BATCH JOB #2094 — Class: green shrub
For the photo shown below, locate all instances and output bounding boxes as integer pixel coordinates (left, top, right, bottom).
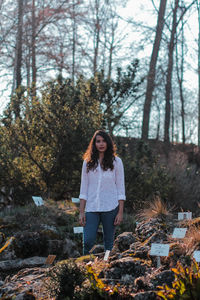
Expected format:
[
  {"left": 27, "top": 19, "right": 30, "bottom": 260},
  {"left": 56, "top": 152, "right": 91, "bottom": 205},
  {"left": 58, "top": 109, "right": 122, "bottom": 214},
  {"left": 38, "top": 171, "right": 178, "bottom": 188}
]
[
  {"left": 46, "top": 259, "right": 86, "bottom": 299},
  {"left": 83, "top": 263, "right": 127, "bottom": 299},
  {"left": 116, "top": 139, "right": 174, "bottom": 212}
]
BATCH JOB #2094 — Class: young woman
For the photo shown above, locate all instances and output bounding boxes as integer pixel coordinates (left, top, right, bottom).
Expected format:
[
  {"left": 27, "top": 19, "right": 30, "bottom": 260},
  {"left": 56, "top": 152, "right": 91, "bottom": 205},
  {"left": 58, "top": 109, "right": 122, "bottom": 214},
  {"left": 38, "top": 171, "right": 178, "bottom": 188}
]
[{"left": 79, "top": 130, "right": 126, "bottom": 255}]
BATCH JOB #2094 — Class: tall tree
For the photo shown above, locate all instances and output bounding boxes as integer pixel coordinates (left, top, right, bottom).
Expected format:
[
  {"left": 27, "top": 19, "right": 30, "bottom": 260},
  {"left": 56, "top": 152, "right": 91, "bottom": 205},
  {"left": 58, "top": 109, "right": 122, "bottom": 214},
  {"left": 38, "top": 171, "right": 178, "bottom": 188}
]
[
  {"left": 175, "top": 3, "right": 185, "bottom": 144},
  {"left": 164, "top": 0, "right": 179, "bottom": 143},
  {"left": 11, "top": 0, "right": 24, "bottom": 119},
  {"left": 16, "top": 0, "right": 24, "bottom": 90},
  {"left": 142, "top": 0, "right": 167, "bottom": 140},
  {"left": 93, "top": 0, "right": 100, "bottom": 74},
  {"left": 197, "top": 0, "right": 200, "bottom": 146},
  {"left": 31, "top": 0, "right": 36, "bottom": 98},
  {"left": 72, "top": 0, "right": 76, "bottom": 85},
  {"left": 81, "top": 60, "right": 144, "bottom": 135},
  {"left": 164, "top": 0, "right": 195, "bottom": 142}
]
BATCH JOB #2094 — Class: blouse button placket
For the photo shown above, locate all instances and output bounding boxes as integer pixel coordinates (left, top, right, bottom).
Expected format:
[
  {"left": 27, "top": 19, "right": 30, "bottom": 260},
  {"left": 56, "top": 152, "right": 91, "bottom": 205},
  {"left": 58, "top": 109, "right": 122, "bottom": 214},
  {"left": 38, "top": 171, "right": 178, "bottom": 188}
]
[{"left": 96, "top": 163, "right": 102, "bottom": 211}]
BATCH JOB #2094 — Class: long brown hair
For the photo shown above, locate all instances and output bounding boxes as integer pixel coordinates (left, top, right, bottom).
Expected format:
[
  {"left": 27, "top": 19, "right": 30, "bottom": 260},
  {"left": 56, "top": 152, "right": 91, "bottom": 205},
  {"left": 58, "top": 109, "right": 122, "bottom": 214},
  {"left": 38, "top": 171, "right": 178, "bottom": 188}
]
[{"left": 83, "top": 130, "right": 117, "bottom": 172}]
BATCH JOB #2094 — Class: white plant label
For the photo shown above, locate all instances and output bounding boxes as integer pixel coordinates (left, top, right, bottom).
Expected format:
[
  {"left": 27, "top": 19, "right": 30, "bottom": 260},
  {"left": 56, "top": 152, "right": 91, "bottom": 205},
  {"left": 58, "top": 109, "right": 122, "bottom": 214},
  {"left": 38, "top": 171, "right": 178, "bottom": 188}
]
[
  {"left": 104, "top": 250, "right": 110, "bottom": 261},
  {"left": 73, "top": 226, "right": 83, "bottom": 234},
  {"left": 150, "top": 243, "right": 170, "bottom": 257},
  {"left": 193, "top": 251, "right": 200, "bottom": 262},
  {"left": 178, "top": 212, "right": 192, "bottom": 220},
  {"left": 32, "top": 196, "right": 44, "bottom": 206},
  {"left": 172, "top": 228, "right": 187, "bottom": 239},
  {"left": 72, "top": 198, "right": 80, "bottom": 203}
]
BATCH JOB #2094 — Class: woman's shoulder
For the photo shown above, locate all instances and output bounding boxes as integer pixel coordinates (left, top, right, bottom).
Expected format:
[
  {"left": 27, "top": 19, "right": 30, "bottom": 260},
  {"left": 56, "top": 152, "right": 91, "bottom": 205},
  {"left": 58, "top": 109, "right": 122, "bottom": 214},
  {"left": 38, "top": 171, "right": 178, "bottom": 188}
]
[
  {"left": 114, "top": 156, "right": 123, "bottom": 164},
  {"left": 83, "top": 160, "right": 88, "bottom": 166}
]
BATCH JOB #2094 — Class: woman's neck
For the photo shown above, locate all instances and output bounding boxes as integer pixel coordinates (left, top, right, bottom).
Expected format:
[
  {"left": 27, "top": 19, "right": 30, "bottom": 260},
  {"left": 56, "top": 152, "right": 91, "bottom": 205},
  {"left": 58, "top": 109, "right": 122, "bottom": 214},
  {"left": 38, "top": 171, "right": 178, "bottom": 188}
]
[{"left": 98, "top": 152, "right": 104, "bottom": 164}]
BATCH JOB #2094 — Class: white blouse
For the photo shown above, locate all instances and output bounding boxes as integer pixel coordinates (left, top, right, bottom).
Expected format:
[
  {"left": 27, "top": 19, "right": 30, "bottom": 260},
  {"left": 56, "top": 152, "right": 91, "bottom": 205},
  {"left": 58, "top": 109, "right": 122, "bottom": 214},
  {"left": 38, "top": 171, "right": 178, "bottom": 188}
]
[{"left": 79, "top": 156, "right": 126, "bottom": 212}]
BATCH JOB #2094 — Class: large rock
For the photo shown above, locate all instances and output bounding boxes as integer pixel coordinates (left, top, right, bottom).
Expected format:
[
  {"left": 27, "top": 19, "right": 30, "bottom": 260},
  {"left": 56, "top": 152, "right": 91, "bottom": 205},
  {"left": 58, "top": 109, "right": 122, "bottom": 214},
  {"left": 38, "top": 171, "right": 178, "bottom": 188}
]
[
  {"left": 113, "top": 232, "right": 137, "bottom": 252},
  {"left": 0, "top": 256, "right": 46, "bottom": 272},
  {"left": 150, "top": 270, "right": 175, "bottom": 288},
  {"left": 62, "top": 238, "right": 80, "bottom": 258},
  {"left": 104, "top": 257, "right": 148, "bottom": 280},
  {"left": 89, "top": 244, "right": 104, "bottom": 254}
]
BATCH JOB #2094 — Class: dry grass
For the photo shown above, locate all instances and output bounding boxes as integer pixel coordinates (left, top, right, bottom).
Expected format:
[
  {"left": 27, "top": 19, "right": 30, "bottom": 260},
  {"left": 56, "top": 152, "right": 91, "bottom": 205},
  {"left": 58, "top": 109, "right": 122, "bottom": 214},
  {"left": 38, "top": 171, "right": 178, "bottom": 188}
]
[
  {"left": 183, "top": 225, "right": 200, "bottom": 255},
  {"left": 137, "top": 196, "right": 171, "bottom": 221}
]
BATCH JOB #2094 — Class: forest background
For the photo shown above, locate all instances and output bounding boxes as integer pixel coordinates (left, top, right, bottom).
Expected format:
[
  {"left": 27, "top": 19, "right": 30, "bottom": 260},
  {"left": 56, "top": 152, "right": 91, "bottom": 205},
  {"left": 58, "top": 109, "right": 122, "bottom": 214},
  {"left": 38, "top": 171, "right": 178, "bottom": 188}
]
[{"left": 0, "top": 0, "right": 200, "bottom": 213}]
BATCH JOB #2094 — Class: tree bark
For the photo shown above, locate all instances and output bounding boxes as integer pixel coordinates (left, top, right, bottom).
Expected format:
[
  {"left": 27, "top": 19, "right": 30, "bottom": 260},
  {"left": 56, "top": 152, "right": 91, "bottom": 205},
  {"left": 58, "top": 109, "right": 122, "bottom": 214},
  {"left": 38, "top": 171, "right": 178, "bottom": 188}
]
[
  {"left": 31, "top": 0, "right": 36, "bottom": 98},
  {"left": 164, "top": 0, "right": 179, "bottom": 143},
  {"left": 142, "top": 0, "right": 167, "bottom": 140},
  {"left": 175, "top": 15, "right": 185, "bottom": 144},
  {"left": 12, "top": 0, "right": 24, "bottom": 119},
  {"left": 93, "top": 0, "right": 100, "bottom": 75},
  {"left": 72, "top": 0, "right": 76, "bottom": 85},
  {"left": 197, "top": 0, "right": 200, "bottom": 146},
  {"left": 16, "top": 0, "right": 23, "bottom": 90}
]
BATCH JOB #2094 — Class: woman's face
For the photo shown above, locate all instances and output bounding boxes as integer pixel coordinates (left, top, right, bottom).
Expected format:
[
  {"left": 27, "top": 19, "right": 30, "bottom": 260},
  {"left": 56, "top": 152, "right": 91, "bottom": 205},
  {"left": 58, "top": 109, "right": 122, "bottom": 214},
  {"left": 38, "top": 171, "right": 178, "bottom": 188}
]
[{"left": 95, "top": 135, "right": 107, "bottom": 153}]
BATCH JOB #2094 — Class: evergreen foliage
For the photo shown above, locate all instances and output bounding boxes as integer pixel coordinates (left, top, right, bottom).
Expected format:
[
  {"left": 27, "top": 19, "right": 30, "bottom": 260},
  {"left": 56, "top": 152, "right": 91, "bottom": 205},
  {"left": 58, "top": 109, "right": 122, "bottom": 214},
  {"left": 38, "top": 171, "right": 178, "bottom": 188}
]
[
  {"left": 0, "top": 78, "right": 102, "bottom": 201},
  {"left": 116, "top": 139, "right": 173, "bottom": 212},
  {"left": 84, "top": 59, "right": 144, "bottom": 134}
]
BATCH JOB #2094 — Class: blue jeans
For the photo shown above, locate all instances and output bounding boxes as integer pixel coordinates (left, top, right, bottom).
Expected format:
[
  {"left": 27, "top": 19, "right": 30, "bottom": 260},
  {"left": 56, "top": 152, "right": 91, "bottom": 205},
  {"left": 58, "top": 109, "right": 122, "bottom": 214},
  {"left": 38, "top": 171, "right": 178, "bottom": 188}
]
[{"left": 83, "top": 206, "right": 119, "bottom": 255}]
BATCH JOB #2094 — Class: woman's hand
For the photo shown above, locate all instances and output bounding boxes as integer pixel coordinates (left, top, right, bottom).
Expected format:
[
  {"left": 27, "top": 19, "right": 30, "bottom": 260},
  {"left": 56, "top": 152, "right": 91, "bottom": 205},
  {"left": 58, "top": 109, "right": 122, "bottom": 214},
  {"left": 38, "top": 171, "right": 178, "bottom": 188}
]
[
  {"left": 114, "top": 212, "right": 123, "bottom": 226},
  {"left": 114, "top": 200, "right": 124, "bottom": 225},
  {"left": 79, "top": 212, "right": 86, "bottom": 226}
]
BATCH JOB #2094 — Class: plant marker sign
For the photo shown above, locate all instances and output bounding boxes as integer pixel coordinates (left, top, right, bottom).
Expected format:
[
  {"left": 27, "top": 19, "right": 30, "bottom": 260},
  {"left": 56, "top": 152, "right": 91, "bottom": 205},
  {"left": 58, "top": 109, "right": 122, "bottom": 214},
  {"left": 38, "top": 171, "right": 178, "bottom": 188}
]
[
  {"left": 72, "top": 198, "right": 80, "bottom": 203},
  {"left": 178, "top": 212, "right": 192, "bottom": 220},
  {"left": 150, "top": 243, "right": 170, "bottom": 257},
  {"left": 172, "top": 228, "right": 187, "bottom": 239},
  {"left": 73, "top": 226, "right": 84, "bottom": 234},
  {"left": 104, "top": 250, "right": 110, "bottom": 261},
  {"left": 150, "top": 243, "right": 170, "bottom": 268},
  {"left": 193, "top": 251, "right": 200, "bottom": 262},
  {"left": 32, "top": 196, "right": 44, "bottom": 206},
  {"left": 45, "top": 255, "right": 56, "bottom": 265}
]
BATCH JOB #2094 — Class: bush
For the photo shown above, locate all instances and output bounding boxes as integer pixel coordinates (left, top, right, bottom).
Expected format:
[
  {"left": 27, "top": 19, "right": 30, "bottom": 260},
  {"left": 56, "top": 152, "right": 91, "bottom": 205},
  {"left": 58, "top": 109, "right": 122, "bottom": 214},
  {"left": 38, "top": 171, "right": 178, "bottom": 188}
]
[
  {"left": 47, "top": 259, "right": 86, "bottom": 299},
  {"left": 116, "top": 138, "right": 174, "bottom": 212},
  {"left": 0, "top": 78, "right": 102, "bottom": 201},
  {"left": 157, "top": 260, "right": 200, "bottom": 299}
]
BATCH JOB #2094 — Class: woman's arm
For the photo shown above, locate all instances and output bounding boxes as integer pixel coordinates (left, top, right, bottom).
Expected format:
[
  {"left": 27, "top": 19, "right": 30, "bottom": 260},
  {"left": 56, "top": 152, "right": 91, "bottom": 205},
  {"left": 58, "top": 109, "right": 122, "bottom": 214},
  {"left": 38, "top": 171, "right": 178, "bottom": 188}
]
[
  {"left": 79, "top": 199, "right": 86, "bottom": 226},
  {"left": 114, "top": 157, "right": 126, "bottom": 226},
  {"left": 79, "top": 161, "right": 88, "bottom": 226},
  {"left": 114, "top": 200, "right": 124, "bottom": 225}
]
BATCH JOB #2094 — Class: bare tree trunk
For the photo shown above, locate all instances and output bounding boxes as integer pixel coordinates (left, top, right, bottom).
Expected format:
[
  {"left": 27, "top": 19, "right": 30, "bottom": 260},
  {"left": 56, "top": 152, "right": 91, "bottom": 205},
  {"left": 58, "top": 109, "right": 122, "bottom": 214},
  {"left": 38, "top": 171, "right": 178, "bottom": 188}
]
[
  {"left": 26, "top": 46, "right": 31, "bottom": 89},
  {"left": 12, "top": 0, "right": 24, "bottom": 119},
  {"left": 72, "top": 0, "right": 76, "bottom": 85},
  {"left": 59, "top": 42, "right": 64, "bottom": 79},
  {"left": 25, "top": 23, "right": 31, "bottom": 89},
  {"left": 176, "top": 9, "right": 185, "bottom": 144},
  {"left": 164, "top": 0, "right": 179, "bottom": 143},
  {"left": 93, "top": 0, "right": 100, "bottom": 75},
  {"left": 142, "top": 0, "right": 167, "bottom": 140},
  {"left": 31, "top": 0, "right": 36, "bottom": 98},
  {"left": 16, "top": 0, "right": 23, "bottom": 90},
  {"left": 171, "top": 89, "right": 174, "bottom": 143},
  {"left": 108, "top": 20, "right": 115, "bottom": 79},
  {"left": 197, "top": 0, "right": 200, "bottom": 146}
]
